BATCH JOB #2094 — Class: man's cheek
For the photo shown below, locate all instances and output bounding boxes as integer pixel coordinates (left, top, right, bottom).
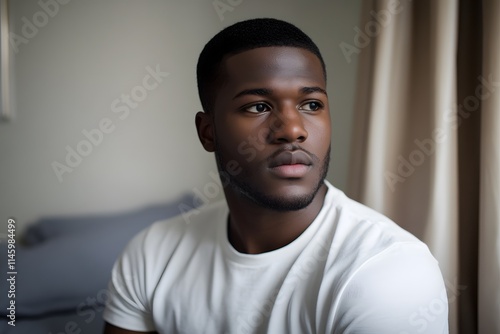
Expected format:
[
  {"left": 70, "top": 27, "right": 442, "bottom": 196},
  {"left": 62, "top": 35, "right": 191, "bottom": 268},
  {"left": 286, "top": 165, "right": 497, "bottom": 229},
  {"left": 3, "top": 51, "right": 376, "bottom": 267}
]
[{"left": 237, "top": 141, "right": 257, "bottom": 162}]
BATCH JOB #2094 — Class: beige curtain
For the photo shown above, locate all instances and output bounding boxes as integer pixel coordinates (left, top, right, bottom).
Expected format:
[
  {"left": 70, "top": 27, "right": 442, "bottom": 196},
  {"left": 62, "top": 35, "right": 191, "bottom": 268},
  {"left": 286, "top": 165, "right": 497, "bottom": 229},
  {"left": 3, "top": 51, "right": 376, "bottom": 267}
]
[{"left": 347, "top": 0, "right": 500, "bottom": 333}]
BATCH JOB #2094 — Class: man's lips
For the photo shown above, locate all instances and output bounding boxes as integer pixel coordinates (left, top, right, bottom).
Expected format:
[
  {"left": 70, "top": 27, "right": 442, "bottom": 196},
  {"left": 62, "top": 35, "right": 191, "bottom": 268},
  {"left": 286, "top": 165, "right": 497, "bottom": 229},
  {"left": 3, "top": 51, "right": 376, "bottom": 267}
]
[
  {"left": 268, "top": 150, "right": 313, "bottom": 167},
  {"left": 267, "top": 150, "right": 313, "bottom": 178}
]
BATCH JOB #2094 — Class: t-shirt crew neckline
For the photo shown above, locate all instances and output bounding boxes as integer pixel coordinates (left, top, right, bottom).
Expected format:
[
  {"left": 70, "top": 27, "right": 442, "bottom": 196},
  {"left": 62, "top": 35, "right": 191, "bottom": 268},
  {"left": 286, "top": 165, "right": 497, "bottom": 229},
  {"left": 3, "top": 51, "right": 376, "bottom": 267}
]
[{"left": 218, "top": 181, "right": 340, "bottom": 267}]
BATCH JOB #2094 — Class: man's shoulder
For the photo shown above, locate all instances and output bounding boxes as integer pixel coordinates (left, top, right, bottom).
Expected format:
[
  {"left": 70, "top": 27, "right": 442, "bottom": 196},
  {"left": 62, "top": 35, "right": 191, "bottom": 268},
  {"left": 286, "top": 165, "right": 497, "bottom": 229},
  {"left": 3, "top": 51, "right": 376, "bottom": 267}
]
[
  {"left": 318, "top": 183, "right": 447, "bottom": 332},
  {"left": 122, "top": 199, "right": 228, "bottom": 260}
]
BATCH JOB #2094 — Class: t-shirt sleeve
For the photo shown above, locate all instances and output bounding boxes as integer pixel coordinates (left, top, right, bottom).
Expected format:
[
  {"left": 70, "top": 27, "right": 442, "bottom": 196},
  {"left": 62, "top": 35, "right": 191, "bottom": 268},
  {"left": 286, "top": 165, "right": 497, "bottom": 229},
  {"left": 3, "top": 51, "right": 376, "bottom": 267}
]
[
  {"left": 332, "top": 242, "right": 449, "bottom": 334},
  {"left": 103, "top": 229, "right": 156, "bottom": 332}
]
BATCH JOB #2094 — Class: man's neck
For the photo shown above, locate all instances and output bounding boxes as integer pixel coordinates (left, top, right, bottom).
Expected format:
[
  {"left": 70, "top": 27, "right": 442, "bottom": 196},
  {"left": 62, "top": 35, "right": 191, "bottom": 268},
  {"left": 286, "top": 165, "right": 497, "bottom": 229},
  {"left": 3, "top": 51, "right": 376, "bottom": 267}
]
[{"left": 224, "top": 183, "right": 328, "bottom": 254}]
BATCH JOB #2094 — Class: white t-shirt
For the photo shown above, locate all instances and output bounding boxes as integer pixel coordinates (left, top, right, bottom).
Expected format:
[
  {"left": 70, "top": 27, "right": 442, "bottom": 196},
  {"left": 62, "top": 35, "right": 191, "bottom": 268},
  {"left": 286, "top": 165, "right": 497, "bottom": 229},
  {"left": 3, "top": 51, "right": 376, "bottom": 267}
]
[{"left": 103, "top": 181, "right": 448, "bottom": 333}]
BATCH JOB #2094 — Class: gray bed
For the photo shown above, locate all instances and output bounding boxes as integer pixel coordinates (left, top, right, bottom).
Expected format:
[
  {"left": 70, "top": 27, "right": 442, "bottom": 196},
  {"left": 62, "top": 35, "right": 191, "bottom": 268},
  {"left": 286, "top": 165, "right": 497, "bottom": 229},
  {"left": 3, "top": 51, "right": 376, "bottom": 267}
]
[{"left": 0, "top": 194, "right": 198, "bottom": 334}]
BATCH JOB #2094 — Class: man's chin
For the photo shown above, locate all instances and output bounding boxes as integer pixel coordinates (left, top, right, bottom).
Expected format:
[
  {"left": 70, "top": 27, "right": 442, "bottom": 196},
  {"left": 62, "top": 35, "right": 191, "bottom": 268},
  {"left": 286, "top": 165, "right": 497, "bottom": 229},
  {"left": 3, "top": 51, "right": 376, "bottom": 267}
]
[
  {"left": 231, "top": 178, "right": 324, "bottom": 212},
  {"left": 254, "top": 194, "right": 317, "bottom": 212}
]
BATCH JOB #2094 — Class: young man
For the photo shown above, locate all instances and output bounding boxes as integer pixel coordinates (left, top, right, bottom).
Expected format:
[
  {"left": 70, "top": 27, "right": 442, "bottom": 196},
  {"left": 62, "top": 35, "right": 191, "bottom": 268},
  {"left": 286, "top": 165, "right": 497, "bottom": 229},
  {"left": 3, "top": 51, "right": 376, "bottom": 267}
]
[{"left": 103, "top": 18, "right": 448, "bottom": 333}]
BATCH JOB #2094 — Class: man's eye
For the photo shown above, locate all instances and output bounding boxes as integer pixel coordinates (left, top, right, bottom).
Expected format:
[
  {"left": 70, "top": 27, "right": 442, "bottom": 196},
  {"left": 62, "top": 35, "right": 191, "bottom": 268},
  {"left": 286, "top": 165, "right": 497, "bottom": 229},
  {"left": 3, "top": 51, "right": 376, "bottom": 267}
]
[
  {"left": 245, "top": 103, "right": 270, "bottom": 113},
  {"left": 299, "top": 101, "right": 323, "bottom": 111}
]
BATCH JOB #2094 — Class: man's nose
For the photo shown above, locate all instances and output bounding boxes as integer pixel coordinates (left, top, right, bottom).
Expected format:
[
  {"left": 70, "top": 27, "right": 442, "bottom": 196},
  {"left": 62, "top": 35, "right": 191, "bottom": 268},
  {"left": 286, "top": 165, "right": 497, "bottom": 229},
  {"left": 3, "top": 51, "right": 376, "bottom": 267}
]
[{"left": 268, "top": 103, "right": 308, "bottom": 144}]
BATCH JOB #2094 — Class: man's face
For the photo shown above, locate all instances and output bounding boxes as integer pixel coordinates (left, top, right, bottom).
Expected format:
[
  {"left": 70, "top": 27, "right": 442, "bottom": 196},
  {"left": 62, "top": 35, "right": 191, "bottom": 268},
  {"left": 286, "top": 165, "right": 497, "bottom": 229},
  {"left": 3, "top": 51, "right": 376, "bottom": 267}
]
[{"left": 201, "top": 46, "right": 331, "bottom": 211}]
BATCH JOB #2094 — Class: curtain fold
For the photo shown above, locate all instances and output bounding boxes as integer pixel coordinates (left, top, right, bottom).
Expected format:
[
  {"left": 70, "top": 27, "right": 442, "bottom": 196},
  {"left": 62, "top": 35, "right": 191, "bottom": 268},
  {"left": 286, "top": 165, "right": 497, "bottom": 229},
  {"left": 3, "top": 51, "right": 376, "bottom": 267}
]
[
  {"left": 347, "top": 0, "right": 499, "bottom": 333},
  {"left": 478, "top": 0, "right": 500, "bottom": 331}
]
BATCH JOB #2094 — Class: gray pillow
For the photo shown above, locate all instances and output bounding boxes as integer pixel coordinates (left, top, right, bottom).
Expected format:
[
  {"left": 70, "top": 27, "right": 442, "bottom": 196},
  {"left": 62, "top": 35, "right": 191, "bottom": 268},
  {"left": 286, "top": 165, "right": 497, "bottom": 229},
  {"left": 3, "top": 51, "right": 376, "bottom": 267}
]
[{"left": 22, "top": 194, "right": 198, "bottom": 245}]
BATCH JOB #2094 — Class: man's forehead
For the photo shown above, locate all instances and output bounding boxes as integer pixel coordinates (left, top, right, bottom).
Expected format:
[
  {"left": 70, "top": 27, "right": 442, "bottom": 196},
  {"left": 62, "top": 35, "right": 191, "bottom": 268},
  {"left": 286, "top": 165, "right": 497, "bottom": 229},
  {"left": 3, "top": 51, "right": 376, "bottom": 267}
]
[{"left": 221, "top": 46, "right": 326, "bottom": 85}]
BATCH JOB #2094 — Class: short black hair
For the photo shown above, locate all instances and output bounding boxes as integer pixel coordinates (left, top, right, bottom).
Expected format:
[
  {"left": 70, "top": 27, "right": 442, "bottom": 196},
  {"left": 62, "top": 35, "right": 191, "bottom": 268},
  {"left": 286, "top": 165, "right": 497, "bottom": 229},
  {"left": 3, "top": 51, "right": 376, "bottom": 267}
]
[{"left": 196, "top": 18, "right": 326, "bottom": 113}]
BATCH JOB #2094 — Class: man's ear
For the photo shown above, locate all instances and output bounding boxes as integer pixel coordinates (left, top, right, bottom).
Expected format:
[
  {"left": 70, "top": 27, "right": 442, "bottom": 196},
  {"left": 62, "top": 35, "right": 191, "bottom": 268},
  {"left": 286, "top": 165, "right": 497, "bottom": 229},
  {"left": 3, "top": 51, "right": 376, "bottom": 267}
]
[{"left": 195, "top": 111, "right": 215, "bottom": 152}]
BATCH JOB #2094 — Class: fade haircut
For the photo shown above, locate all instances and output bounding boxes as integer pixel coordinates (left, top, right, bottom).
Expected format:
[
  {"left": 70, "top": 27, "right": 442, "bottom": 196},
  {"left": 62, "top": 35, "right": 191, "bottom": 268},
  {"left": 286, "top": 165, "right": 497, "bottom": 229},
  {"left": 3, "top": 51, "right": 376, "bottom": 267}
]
[{"left": 196, "top": 18, "right": 326, "bottom": 113}]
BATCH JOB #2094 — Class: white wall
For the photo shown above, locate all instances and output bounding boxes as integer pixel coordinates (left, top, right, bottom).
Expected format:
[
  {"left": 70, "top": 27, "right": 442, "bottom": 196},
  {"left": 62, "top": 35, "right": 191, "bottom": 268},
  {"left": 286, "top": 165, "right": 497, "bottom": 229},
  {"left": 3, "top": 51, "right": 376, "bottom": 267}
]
[{"left": 0, "top": 0, "right": 361, "bottom": 234}]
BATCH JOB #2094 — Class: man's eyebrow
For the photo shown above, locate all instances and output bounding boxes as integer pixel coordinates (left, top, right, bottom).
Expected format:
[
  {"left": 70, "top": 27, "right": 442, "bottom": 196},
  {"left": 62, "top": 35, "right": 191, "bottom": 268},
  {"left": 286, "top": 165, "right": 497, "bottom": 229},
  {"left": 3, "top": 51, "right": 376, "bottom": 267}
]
[
  {"left": 233, "top": 86, "right": 327, "bottom": 100},
  {"left": 300, "top": 86, "right": 328, "bottom": 96},
  {"left": 233, "top": 88, "right": 273, "bottom": 99}
]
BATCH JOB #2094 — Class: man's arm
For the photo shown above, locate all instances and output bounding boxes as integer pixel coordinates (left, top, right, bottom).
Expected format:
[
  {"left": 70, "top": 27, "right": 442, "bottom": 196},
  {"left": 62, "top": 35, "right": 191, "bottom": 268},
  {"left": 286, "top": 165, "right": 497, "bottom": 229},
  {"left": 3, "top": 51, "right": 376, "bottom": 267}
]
[{"left": 103, "top": 322, "right": 158, "bottom": 334}]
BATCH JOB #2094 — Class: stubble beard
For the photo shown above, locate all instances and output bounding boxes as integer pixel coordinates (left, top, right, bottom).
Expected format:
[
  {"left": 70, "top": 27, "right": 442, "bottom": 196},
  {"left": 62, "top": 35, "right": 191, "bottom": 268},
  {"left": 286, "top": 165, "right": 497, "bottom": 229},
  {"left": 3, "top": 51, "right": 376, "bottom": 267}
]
[{"left": 214, "top": 143, "right": 330, "bottom": 212}]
